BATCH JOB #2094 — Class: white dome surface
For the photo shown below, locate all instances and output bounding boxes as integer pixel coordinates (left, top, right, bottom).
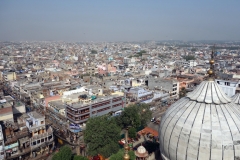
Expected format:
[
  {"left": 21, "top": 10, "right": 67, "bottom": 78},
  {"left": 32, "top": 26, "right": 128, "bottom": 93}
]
[
  {"left": 159, "top": 80, "right": 240, "bottom": 160},
  {"left": 137, "top": 145, "right": 147, "bottom": 154},
  {"left": 232, "top": 93, "right": 240, "bottom": 105}
]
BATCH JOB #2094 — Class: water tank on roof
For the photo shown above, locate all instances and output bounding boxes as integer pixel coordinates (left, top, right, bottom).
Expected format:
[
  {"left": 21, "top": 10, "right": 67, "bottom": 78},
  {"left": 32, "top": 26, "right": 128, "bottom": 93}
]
[{"left": 91, "top": 95, "right": 97, "bottom": 100}]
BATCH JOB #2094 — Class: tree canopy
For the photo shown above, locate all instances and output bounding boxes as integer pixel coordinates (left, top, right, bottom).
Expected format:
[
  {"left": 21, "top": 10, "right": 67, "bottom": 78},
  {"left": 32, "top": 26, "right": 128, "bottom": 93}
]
[
  {"left": 128, "top": 127, "right": 137, "bottom": 139},
  {"left": 91, "top": 50, "right": 97, "bottom": 54},
  {"left": 73, "top": 155, "right": 89, "bottom": 160},
  {"left": 84, "top": 116, "right": 121, "bottom": 158},
  {"left": 179, "top": 87, "right": 187, "bottom": 98},
  {"left": 52, "top": 145, "right": 72, "bottom": 160},
  {"left": 115, "top": 103, "right": 152, "bottom": 129},
  {"left": 109, "top": 149, "right": 136, "bottom": 160},
  {"left": 183, "top": 55, "right": 196, "bottom": 61}
]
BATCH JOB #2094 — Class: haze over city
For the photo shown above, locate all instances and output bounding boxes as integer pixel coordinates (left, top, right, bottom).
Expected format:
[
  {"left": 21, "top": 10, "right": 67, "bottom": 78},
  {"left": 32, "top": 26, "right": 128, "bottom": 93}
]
[{"left": 1, "top": 0, "right": 240, "bottom": 42}]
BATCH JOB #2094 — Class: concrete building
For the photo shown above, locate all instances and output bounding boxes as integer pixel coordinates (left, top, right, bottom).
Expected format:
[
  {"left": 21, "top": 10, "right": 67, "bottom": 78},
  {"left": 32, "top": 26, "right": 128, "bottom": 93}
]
[
  {"left": 128, "top": 87, "right": 153, "bottom": 102},
  {"left": 215, "top": 79, "right": 240, "bottom": 97},
  {"left": 147, "top": 77, "right": 179, "bottom": 100},
  {"left": 48, "top": 100, "right": 66, "bottom": 117},
  {"left": 25, "top": 111, "right": 54, "bottom": 157},
  {"left": 66, "top": 95, "right": 125, "bottom": 125},
  {"left": 0, "top": 98, "right": 14, "bottom": 122},
  {"left": 0, "top": 72, "right": 17, "bottom": 82}
]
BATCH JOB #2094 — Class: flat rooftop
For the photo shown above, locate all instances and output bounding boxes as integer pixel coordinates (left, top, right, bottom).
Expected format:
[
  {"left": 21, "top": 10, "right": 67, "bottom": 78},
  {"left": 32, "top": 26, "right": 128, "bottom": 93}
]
[
  {"left": 68, "top": 94, "right": 123, "bottom": 109},
  {"left": 48, "top": 100, "right": 65, "bottom": 109},
  {"left": 28, "top": 111, "right": 44, "bottom": 119}
]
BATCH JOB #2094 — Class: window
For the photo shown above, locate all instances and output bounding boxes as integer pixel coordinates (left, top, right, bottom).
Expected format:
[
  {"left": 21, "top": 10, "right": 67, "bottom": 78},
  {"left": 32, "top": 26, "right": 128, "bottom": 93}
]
[
  {"left": 33, "top": 141, "right": 36, "bottom": 145},
  {"left": 41, "top": 139, "right": 44, "bottom": 143},
  {"left": 37, "top": 140, "right": 40, "bottom": 144},
  {"left": 225, "top": 82, "right": 230, "bottom": 86},
  {"left": 48, "top": 135, "right": 52, "bottom": 140}
]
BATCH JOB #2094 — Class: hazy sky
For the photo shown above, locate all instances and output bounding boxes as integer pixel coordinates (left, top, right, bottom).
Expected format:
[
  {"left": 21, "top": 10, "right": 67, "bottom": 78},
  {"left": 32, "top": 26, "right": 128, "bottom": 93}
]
[{"left": 0, "top": 1, "right": 240, "bottom": 42}]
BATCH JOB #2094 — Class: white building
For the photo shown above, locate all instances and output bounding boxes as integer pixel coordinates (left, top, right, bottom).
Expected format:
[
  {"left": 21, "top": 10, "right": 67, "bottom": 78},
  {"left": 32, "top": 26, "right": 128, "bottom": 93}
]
[
  {"left": 128, "top": 87, "right": 153, "bottom": 102},
  {"left": 215, "top": 79, "right": 240, "bottom": 97}
]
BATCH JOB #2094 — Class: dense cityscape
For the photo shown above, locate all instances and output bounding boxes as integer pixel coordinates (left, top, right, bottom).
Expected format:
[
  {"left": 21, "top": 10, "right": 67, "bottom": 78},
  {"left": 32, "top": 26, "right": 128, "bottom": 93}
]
[
  {"left": 0, "top": 40, "right": 240, "bottom": 160},
  {"left": 1, "top": 0, "right": 240, "bottom": 159}
]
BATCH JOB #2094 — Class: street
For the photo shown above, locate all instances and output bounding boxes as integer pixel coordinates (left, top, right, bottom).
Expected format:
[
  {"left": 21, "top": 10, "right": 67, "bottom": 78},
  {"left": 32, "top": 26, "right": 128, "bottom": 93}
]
[{"left": 147, "top": 108, "right": 167, "bottom": 132}]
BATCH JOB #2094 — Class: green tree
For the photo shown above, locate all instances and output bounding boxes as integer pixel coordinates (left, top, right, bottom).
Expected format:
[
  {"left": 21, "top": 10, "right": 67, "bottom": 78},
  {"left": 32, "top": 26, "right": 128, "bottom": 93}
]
[
  {"left": 179, "top": 87, "right": 187, "bottom": 98},
  {"left": 129, "top": 150, "right": 136, "bottom": 160},
  {"left": 117, "top": 105, "right": 141, "bottom": 128},
  {"left": 91, "top": 50, "right": 97, "bottom": 54},
  {"left": 52, "top": 152, "right": 61, "bottom": 160},
  {"left": 84, "top": 116, "right": 121, "bottom": 158},
  {"left": 109, "top": 149, "right": 136, "bottom": 160},
  {"left": 116, "top": 104, "right": 151, "bottom": 129},
  {"left": 138, "top": 103, "right": 152, "bottom": 127},
  {"left": 183, "top": 55, "right": 195, "bottom": 61},
  {"left": 73, "top": 155, "right": 89, "bottom": 160},
  {"left": 128, "top": 127, "right": 137, "bottom": 139},
  {"left": 52, "top": 145, "right": 72, "bottom": 160}
]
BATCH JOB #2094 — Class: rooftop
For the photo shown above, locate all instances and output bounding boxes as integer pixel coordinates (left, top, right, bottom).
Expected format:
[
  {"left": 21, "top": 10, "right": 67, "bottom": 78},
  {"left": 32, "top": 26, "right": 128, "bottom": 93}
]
[
  {"left": 68, "top": 94, "right": 123, "bottom": 108},
  {"left": 28, "top": 111, "right": 44, "bottom": 119}
]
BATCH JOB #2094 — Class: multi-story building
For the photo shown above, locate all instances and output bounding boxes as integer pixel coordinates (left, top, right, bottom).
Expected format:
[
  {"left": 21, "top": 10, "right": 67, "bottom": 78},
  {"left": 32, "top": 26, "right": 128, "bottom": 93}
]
[
  {"left": 2, "top": 111, "right": 54, "bottom": 159},
  {"left": 25, "top": 111, "right": 54, "bottom": 154},
  {"left": 215, "top": 79, "right": 240, "bottom": 97},
  {"left": 0, "top": 125, "right": 5, "bottom": 160},
  {"left": 0, "top": 98, "right": 14, "bottom": 122},
  {"left": 66, "top": 95, "right": 125, "bottom": 125},
  {"left": 175, "top": 60, "right": 197, "bottom": 67},
  {"left": 128, "top": 87, "right": 153, "bottom": 102},
  {"left": 48, "top": 100, "right": 66, "bottom": 117},
  {"left": 147, "top": 77, "right": 179, "bottom": 100},
  {"left": 0, "top": 72, "right": 17, "bottom": 82}
]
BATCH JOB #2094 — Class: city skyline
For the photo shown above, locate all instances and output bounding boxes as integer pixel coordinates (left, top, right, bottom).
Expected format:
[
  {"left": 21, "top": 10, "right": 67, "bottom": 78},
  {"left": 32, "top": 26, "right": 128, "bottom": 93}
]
[{"left": 1, "top": 0, "right": 240, "bottom": 42}]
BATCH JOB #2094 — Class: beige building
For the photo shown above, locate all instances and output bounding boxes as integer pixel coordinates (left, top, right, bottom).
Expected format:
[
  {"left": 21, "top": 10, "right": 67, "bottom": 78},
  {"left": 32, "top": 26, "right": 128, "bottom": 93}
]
[{"left": 0, "top": 72, "right": 17, "bottom": 81}]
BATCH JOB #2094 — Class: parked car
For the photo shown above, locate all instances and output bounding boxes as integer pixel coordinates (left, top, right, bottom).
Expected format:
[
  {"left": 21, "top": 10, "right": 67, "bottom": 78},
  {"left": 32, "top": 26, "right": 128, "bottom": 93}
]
[{"left": 151, "top": 117, "right": 156, "bottom": 122}]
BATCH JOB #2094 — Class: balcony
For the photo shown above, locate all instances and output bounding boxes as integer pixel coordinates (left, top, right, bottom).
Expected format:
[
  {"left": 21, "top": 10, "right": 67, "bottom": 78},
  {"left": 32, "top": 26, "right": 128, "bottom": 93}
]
[
  {"left": 29, "top": 124, "right": 46, "bottom": 132},
  {"left": 67, "top": 115, "right": 89, "bottom": 124},
  {"left": 31, "top": 127, "right": 53, "bottom": 141}
]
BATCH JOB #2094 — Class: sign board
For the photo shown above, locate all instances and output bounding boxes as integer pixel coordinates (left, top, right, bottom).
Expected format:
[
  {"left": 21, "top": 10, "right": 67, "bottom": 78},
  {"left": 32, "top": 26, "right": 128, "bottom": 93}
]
[
  {"left": 70, "top": 123, "right": 81, "bottom": 130},
  {"left": 4, "top": 142, "right": 18, "bottom": 150}
]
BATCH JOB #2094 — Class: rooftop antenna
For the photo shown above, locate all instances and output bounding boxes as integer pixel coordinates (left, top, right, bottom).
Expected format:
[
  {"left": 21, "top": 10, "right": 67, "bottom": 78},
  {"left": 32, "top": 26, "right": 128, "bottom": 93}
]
[{"left": 208, "top": 45, "right": 215, "bottom": 81}]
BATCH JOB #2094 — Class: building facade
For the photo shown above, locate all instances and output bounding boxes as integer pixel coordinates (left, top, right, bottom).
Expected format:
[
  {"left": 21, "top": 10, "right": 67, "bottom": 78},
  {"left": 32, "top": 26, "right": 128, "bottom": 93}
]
[
  {"left": 66, "top": 95, "right": 125, "bottom": 125},
  {"left": 215, "top": 79, "right": 240, "bottom": 97}
]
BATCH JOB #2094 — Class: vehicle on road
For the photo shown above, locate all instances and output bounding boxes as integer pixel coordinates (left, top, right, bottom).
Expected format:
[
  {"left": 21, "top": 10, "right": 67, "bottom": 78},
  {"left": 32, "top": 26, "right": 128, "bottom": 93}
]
[
  {"left": 154, "top": 118, "right": 161, "bottom": 124},
  {"left": 151, "top": 117, "right": 156, "bottom": 122}
]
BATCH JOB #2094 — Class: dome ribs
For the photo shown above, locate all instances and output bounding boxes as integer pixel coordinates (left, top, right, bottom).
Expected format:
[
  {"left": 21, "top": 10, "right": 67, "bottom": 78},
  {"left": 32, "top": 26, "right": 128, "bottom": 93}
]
[
  {"left": 218, "top": 104, "right": 235, "bottom": 159},
  {"left": 187, "top": 81, "right": 231, "bottom": 104},
  {"left": 169, "top": 101, "right": 196, "bottom": 160},
  {"left": 160, "top": 99, "right": 191, "bottom": 158}
]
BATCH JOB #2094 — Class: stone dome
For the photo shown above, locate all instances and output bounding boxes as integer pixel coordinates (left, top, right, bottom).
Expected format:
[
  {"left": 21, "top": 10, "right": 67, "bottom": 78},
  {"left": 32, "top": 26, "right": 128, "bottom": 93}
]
[
  {"left": 159, "top": 80, "right": 240, "bottom": 160},
  {"left": 135, "top": 145, "right": 148, "bottom": 158},
  {"left": 137, "top": 145, "right": 146, "bottom": 154}
]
